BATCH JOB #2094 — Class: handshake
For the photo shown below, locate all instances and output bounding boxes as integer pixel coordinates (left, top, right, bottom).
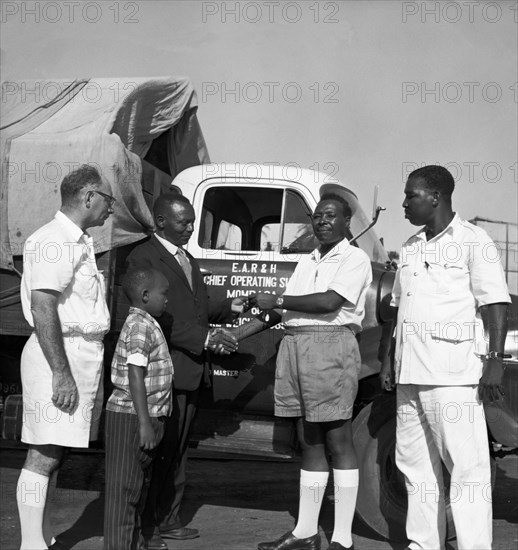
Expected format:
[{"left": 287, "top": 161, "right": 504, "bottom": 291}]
[
  {"left": 207, "top": 293, "right": 284, "bottom": 356},
  {"left": 207, "top": 327, "right": 239, "bottom": 355},
  {"left": 207, "top": 295, "right": 252, "bottom": 355}
]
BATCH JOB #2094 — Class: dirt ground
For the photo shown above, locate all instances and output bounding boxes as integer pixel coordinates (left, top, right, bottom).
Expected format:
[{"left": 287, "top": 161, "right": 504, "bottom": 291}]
[{"left": 1, "top": 445, "right": 517, "bottom": 550}]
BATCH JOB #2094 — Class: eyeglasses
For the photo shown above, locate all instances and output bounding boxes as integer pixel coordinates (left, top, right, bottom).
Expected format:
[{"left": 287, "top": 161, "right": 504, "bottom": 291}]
[{"left": 90, "top": 190, "right": 116, "bottom": 207}]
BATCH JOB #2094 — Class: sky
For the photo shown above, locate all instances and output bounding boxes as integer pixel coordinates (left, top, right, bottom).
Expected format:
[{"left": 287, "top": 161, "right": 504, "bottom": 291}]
[{"left": 1, "top": 0, "right": 517, "bottom": 251}]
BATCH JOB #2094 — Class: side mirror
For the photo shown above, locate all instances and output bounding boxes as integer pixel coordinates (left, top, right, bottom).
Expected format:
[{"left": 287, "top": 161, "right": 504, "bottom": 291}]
[
  {"left": 372, "top": 185, "right": 386, "bottom": 222},
  {"left": 350, "top": 185, "right": 386, "bottom": 245}
]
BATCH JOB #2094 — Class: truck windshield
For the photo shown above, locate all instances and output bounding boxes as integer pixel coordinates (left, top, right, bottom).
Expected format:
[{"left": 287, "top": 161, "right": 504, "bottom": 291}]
[{"left": 198, "top": 184, "right": 388, "bottom": 263}]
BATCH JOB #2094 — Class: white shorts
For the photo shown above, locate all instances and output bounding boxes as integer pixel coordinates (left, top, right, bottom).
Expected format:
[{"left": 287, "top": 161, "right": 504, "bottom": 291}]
[{"left": 21, "top": 332, "right": 104, "bottom": 448}]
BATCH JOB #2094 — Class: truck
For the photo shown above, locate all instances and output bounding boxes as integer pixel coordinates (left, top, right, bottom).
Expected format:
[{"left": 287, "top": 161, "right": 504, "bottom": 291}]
[{"left": 1, "top": 77, "right": 516, "bottom": 543}]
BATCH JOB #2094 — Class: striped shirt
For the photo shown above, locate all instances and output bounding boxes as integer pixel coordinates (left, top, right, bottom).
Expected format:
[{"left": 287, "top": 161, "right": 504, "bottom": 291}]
[{"left": 107, "top": 307, "right": 173, "bottom": 417}]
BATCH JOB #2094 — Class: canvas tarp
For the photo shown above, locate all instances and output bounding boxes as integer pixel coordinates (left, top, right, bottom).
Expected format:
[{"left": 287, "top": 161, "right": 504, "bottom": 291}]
[{"left": 0, "top": 76, "right": 210, "bottom": 271}]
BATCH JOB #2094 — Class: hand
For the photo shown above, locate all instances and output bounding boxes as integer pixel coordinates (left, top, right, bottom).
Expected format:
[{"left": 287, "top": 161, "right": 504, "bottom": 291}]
[
  {"left": 139, "top": 421, "right": 158, "bottom": 450},
  {"left": 478, "top": 358, "right": 505, "bottom": 404},
  {"left": 379, "top": 359, "right": 395, "bottom": 392},
  {"left": 222, "top": 326, "right": 240, "bottom": 341},
  {"left": 52, "top": 370, "right": 79, "bottom": 414},
  {"left": 208, "top": 328, "right": 238, "bottom": 355},
  {"left": 249, "top": 293, "right": 277, "bottom": 311},
  {"left": 231, "top": 296, "right": 251, "bottom": 315}
]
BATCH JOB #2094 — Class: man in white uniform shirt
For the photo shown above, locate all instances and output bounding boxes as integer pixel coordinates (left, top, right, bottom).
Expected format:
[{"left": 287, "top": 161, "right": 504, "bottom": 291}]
[
  {"left": 380, "top": 165, "right": 511, "bottom": 550},
  {"left": 17, "top": 165, "right": 114, "bottom": 549},
  {"left": 251, "top": 193, "right": 372, "bottom": 550}
]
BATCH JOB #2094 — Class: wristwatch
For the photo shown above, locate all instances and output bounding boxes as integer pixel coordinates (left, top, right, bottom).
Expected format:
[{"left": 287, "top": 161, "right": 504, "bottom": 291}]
[
  {"left": 486, "top": 351, "right": 511, "bottom": 360},
  {"left": 275, "top": 295, "right": 284, "bottom": 308}
]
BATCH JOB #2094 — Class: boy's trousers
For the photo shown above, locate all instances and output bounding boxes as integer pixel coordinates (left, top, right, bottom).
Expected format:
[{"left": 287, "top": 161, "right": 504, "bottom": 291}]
[{"left": 104, "top": 410, "right": 165, "bottom": 550}]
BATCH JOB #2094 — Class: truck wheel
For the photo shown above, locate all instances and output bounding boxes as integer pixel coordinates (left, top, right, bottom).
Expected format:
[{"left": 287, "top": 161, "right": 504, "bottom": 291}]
[{"left": 352, "top": 393, "right": 455, "bottom": 542}]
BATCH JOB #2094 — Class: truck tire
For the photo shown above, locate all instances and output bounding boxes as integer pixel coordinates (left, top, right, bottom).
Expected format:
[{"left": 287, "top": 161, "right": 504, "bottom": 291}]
[{"left": 352, "top": 393, "right": 455, "bottom": 542}]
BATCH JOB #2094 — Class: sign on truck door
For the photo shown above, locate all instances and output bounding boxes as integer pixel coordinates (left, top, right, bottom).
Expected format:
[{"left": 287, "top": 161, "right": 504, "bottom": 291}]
[
  {"left": 190, "top": 181, "right": 313, "bottom": 417},
  {"left": 186, "top": 178, "right": 388, "bottom": 421}
]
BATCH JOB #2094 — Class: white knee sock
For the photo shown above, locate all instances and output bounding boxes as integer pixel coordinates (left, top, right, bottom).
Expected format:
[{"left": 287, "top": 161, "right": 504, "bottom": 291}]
[
  {"left": 17, "top": 468, "right": 49, "bottom": 550},
  {"left": 292, "top": 469, "right": 329, "bottom": 539},
  {"left": 43, "top": 471, "right": 57, "bottom": 546},
  {"left": 331, "top": 468, "right": 359, "bottom": 548}
]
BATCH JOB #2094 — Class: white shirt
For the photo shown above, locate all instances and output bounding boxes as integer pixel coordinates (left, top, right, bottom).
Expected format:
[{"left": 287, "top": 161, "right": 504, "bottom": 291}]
[
  {"left": 391, "top": 214, "right": 511, "bottom": 385},
  {"left": 155, "top": 233, "right": 181, "bottom": 259},
  {"left": 283, "top": 238, "right": 372, "bottom": 333},
  {"left": 21, "top": 211, "right": 110, "bottom": 338}
]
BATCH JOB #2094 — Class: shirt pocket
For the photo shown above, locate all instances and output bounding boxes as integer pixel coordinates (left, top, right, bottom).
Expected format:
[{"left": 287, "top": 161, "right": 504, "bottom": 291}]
[
  {"left": 74, "top": 261, "right": 101, "bottom": 302},
  {"left": 427, "top": 261, "right": 468, "bottom": 294}
]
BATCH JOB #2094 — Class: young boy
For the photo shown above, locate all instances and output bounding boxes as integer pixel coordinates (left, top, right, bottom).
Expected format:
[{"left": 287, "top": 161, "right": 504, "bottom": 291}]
[{"left": 104, "top": 266, "right": 173, "bottom": 550}]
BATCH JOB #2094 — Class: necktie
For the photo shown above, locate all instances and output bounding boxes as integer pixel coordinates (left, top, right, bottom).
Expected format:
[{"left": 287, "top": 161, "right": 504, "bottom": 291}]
[{"left": 176, "top": 248, "right": 193, "bottom": 289}]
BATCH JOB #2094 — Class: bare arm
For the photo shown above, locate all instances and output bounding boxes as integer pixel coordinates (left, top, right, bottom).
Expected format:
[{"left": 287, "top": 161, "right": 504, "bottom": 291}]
[
  {"left": 479, "top": 303, "right": 509, "bottom": 403},
  {"left": 224, "top": 309, "right": 283, "bottom": 343},
  {"left": 250, "top": 290, "right": 345, "bottom": 314},
  {"left": 128, "top": 365, "right": 157, "bottom": 450},
  {"left": 31, "top": 289, "right": 78, "bottom": 414}
]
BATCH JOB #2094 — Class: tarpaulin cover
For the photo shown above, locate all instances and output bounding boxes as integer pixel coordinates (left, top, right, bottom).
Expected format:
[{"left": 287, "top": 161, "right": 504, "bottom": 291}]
[{"left": 0, "top": 77, "right": 210, "bottom": 271}]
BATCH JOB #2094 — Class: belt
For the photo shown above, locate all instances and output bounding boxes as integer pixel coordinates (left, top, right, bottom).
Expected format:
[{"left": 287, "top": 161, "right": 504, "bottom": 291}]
[
  {"left": 284, "top": 325, "right": 355, "bottom": 336},
  {"left": 61, "top": 330, "right": 106, "bottom": 342}
]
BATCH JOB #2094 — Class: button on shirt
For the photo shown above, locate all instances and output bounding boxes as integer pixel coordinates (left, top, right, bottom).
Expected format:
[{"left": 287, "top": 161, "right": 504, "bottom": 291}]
[
  {"left": 21, "top": 211, "right": 110, "bottom": 338},
  {"left": 283, "top": 238, "right": 373, "bottom": 333},
  {"left": 391, "top": 214, "right": 511, "bottom": 385},
  {"left": 107, "top": 307, "right": 173, "bottom": 417}
]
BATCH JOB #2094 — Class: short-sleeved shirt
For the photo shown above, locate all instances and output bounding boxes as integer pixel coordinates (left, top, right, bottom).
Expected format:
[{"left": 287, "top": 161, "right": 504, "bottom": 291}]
[
  {"left": 20, "top": 211, "right": 109, "bottom": 447},
  {"left": 107, "top": 307, "right": 173, "bottom": 417},
  {"left": 283, "top": 238, "right": 373, "bottom": 333},
  {"left": 391, "top": 214, "right": 511, "bottom": 385},
  {"left": 21, "top": 211, "right": 110, "bottom": 338}
]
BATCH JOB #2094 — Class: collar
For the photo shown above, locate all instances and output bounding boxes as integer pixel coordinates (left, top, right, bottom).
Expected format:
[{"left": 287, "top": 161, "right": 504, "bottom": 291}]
[
  {"left": 414, "top": 213, "right": 460, "bottom": 243},
  {"left": 55, "top": 211, "right": 87, "bottom": 242},
  {"left": 311, "top": 237, "right": 350, "bottom": 262},
  {"left": 128, "top": 306, "right": 159, "bottom": 325},
  {"left": 155, "top": 233, "right": 181, "bottom": 256}
]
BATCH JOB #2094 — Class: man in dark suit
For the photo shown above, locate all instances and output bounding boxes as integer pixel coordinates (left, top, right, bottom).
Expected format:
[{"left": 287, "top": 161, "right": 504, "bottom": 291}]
[{"left": 126, "top": 193, "right": 242, "bottom": 548}]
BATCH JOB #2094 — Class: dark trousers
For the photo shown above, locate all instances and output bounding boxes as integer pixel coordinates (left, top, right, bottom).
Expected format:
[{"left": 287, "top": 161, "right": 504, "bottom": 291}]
[
  {"left": 142, "top": 389, "right": 199, "bottom": 533},
  {"left": 104, "top": 411, "right": 165, "bottom": 550}
]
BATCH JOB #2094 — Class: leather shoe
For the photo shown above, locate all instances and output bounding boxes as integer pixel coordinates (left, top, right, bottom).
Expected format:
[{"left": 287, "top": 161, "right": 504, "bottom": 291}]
[
  {"left": 160, "top": 526, "right": 200, "bottom": 540},
  {"left": 257, "top": 531, "right": 321, "bottom": 550},
  {"left": 144, "top": 533, "right": 167, "bottom": 549},
  {"left": 328, "top": 542, "right": 354, "bottom": 550}
]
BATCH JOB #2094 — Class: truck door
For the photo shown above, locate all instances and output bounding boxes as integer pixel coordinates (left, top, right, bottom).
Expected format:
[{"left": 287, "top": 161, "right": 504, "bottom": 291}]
[{"left": 187, "top": 180, "right": 317, "bottom": 416}]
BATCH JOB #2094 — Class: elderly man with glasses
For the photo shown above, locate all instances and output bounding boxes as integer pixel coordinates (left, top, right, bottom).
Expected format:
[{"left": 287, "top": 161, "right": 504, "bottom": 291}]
[{"left": 16, "top": 164, "right": 115, "bottom": 549}]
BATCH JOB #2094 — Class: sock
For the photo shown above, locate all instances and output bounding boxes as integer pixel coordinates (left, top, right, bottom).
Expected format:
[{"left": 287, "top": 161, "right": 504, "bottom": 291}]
[
  {"left": 16, "top": 469, "right": 49, "bottom": 550},
  {"left": 292, "top": 469, "right": 329, "bottom": 539},
  {"left": 43, "top": 471, "right": 58, "bottom": 546},
  {"left": 331, "top": 468, "right": 359, "bottom": 548}
]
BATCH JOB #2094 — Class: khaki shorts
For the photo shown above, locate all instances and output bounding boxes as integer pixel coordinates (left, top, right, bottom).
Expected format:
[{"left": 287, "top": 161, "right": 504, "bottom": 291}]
[{"left": 274, "top": 325, "right": 361, "bottom": 422}]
